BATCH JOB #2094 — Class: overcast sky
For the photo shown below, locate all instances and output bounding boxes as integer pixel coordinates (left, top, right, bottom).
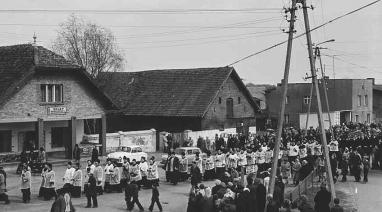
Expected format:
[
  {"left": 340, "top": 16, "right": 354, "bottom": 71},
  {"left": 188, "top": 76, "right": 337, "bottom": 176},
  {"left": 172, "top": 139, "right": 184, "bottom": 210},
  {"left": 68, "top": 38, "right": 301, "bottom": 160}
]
[{"left": 1, "top": 0, "right": 381, "bottom": 85}]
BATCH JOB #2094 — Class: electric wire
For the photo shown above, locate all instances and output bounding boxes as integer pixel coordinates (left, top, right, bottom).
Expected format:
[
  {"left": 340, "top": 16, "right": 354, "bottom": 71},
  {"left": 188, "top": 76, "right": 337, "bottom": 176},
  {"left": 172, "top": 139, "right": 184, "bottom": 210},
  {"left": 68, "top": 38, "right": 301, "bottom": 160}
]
[{"left": 227, "top": 0, "right": 381, "bottom": 66}]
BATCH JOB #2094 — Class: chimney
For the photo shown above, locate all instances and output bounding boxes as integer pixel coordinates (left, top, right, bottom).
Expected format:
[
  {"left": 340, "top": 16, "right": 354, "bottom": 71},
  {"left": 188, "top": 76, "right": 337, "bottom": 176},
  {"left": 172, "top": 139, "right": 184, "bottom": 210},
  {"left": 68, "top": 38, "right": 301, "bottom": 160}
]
[
  {"left": 367, "top": 78, "right": 375, "bottom": 85},
  {"left": 32, "top": 33, "right": 39, "bottom": 65}
]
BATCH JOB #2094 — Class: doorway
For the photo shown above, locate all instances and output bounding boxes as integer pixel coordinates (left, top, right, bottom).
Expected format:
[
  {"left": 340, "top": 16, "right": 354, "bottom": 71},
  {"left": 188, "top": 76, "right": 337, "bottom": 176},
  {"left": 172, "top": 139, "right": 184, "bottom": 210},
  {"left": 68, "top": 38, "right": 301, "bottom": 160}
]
[
  {"left": 18, "top": 131, "right": 37, "bottom": 151},
  {"left": 0, "top": 130, "right": 12, "bottom": 152}
]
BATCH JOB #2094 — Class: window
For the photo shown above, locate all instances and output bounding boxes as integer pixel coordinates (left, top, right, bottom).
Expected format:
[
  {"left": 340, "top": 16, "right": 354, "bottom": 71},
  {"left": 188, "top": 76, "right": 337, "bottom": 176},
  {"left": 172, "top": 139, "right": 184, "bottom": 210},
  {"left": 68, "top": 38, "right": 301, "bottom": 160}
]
[
  {"left": 226, "top": 98, "right": 234, "bottom": 118},
  {"left": 218, "top": 97, "right": 222, "bottom": 104},
  {"left": 358, "top": 95, "right": 362, "bottom": 107},
  {"left": 355, "top": 115, "right": 359, "bottom": 123},
  {"left": 192, "top": 149, "right": 200, "bottom": 154},
  {"left": 303, "top": 96, "right": 311, "bottom": 104},
  {"left": 51, "top": 127, "right": 65, "bottom": 148},
  {"left": 238, "top": 97, "right": 241, "bottom": 104},
  {"left": 41, "top": 84, "right": 63, "bottom": 103},
  {"left": 365, "top": 95, "right": 368, "bottom": 106},
  {"left": 284, "top": 114, "right": 290, "bottom": 124},
  {"left": 367, "top": 114, "right": 371, "bottom": 123},
  {"left": 285, "top": 96, "right": 289, "bottom": 104},
  {"left": 121, "top": 147, "right": 131, "bottom": 152}
]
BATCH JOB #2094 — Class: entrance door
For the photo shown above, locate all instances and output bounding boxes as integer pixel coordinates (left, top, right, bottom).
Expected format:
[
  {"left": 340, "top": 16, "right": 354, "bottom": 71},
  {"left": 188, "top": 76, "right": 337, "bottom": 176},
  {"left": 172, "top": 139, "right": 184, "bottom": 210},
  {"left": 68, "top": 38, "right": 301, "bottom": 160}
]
[
  {"left": 0, "top": 130, "right": 12, "bottom": 152},
  {"left": 340, "top": 112, "right": 346, "bottom": 124},
  {"left": 18, "top": 131, "right": 37, "bottom": 151}
]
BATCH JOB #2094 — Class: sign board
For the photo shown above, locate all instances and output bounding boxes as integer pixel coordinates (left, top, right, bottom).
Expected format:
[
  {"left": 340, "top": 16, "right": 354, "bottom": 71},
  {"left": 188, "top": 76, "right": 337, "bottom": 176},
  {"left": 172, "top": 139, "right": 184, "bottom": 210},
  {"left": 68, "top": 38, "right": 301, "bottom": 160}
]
[{"left": 47, "top": 106, "right": 67, "bottom": 115}]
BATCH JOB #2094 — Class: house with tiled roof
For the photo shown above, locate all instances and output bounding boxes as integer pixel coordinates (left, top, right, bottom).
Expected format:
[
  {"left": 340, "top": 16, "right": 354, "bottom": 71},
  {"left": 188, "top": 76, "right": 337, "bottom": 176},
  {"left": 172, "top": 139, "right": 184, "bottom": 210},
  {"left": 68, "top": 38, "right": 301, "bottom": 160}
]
[
  {"left": 98, "top": 67, "right": 259, "bottom": 133},
  {"left": 0, "top": 43, "right": 115, "bottom": 158}
]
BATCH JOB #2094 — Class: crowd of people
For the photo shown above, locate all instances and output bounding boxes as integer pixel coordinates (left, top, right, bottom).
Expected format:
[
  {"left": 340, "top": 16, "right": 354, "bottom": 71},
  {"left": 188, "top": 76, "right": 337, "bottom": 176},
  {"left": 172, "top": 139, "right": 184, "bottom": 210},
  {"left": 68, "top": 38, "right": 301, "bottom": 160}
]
[
  {"left": 1, "top": 122, "right": 382, "bottom": 211},
  {"left": 0, "top": 150, "right": 162, "bottom": 212},
  {"left": 164, "top": 122, "right": 382, "bottom": 212}
]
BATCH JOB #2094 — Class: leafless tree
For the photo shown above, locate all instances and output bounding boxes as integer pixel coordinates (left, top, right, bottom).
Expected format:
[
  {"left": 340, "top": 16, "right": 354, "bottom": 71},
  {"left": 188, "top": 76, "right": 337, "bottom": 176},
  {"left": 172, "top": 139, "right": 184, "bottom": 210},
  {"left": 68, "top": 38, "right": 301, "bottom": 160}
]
[{"left": 53, "top": 15, "right": 124, "bottom": 78}]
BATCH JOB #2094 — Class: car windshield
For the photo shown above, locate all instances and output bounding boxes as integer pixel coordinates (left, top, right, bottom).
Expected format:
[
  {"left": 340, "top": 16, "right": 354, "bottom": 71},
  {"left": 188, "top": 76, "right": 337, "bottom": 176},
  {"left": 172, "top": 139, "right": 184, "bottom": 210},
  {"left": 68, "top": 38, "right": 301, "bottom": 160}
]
[
  {"left": 120, "top": 147, "right": 131, "bottom": 152},
  {"left": 174, "top": 148, "right": 185, "bottom": 155}
]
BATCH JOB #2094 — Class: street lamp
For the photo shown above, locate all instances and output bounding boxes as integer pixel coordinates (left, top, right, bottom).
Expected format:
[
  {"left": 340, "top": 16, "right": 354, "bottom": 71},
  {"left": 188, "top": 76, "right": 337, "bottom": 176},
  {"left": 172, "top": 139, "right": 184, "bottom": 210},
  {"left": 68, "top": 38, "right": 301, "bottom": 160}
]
[{"left": 315, "top": 39, "right": 335, "bottom": 46}]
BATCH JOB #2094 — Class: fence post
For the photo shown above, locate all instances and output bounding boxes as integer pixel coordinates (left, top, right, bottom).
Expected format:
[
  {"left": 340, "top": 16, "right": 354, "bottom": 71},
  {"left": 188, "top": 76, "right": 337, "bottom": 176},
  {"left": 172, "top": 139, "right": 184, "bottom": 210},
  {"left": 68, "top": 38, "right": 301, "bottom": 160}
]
[
  {"left": 304, "top": 177, "right": 308, "bottom": 194},
  {"left": 298, "top": 183, "right": 301, "bottom": 196},
  {"left": 290, "top": 192, "right": 292, "bottom": 201}
]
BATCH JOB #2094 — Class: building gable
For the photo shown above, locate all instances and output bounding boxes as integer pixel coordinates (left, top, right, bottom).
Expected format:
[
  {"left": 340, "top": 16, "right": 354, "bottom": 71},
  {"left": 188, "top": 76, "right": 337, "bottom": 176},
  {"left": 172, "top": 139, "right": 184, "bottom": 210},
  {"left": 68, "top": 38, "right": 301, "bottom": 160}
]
[
  {"left": 0, "top": 72, "right": 107, "bottom": 122},
  {"left": 202, "top": 74, "right": 256, "bottom": 129}
]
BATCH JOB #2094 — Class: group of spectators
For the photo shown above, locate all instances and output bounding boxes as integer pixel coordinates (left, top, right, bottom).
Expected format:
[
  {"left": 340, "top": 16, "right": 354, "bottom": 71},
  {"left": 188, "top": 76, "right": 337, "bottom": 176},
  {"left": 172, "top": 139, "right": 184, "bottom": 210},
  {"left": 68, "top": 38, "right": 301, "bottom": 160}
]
[{"left": 178, "top": 122, "right": 382, "bottom": 212}]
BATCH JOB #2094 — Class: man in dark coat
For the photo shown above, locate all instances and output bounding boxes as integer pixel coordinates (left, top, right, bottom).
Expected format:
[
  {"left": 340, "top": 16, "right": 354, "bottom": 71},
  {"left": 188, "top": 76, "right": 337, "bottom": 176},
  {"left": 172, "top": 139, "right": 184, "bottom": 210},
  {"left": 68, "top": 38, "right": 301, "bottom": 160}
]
[
  {"left": 91, "top": 147, "right": 98, "bottom": 163},
  {"left": 85, "top": 172, "right": 98, "bottom": 208},
  {"left": 165, "top": 152, "right": 180, "bottom": 185},
  {"left": 246, "top": 176, "right": 257, "bottom": 212},
  {"left": 266, "top": 194, "right": 279, "bottom": 212},
  {"left": 273, "top": 176, "right": 285, "bottom": 208},
  {"left": 190, "top": 162, "right": 202, "bottom": 188},
  {"left": 314, "top": 183, "right": 331, "bottom": 212},
  {"left": 299, "top": 160, "right": 311, "bottom": 182},
  {"left": 125, "top": 181, "right": 144, "bottom": 211},
  {"left": 255, "top": 178, "right": 266, "bottom": 212}
]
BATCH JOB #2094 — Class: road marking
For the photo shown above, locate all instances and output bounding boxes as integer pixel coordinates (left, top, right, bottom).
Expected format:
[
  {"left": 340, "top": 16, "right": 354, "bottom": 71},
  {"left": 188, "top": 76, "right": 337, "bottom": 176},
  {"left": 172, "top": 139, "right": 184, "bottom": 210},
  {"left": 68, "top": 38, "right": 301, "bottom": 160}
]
[{"left": 355, "top": 187, "right": 357, "bottom": 194}]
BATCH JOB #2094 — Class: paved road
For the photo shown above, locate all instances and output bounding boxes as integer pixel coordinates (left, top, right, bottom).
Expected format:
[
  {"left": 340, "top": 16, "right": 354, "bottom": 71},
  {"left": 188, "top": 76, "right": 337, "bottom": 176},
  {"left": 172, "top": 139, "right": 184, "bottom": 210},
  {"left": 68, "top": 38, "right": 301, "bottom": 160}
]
[
  {"left": 1, "top": 161, "right": 215, "bottom": 212},
  {"left": 335, "top": 170, "right": 382, "bottom": 212}
]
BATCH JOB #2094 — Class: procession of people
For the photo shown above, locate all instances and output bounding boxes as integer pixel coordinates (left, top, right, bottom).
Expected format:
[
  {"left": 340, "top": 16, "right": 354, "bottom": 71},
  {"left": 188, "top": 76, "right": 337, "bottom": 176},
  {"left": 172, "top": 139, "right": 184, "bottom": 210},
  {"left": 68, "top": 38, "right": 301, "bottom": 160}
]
[{"left": 0, "top": 122, "right": 381, "bottom": 211}]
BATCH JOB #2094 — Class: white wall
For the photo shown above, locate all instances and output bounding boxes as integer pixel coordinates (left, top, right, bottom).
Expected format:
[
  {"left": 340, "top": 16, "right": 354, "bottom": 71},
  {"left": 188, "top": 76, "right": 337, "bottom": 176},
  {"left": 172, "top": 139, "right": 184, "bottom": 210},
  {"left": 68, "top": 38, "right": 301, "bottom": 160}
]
[{"left": 299, "top": 111, "right": 340, "bottom": 129}]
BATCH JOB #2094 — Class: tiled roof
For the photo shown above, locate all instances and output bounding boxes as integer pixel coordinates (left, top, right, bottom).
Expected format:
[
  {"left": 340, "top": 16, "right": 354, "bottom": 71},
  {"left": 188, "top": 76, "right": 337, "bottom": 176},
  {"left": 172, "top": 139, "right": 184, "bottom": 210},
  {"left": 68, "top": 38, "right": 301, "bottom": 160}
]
[
  {"left": 0, "top": 44, "right": 115, "bottom": 109},
  {"left": 0, "top": 44, "right": 78, "bottom": 106},
  {"left": 99, "top": 67, "right": 258, "bottom": 117}
]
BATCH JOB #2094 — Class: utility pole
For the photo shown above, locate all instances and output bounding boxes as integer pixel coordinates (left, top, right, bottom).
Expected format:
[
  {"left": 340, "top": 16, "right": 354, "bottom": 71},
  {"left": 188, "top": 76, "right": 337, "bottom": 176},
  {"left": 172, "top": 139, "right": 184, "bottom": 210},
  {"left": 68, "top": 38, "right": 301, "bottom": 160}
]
[
  {"left": 316, "top": 47, "right": 334, "bottom": 138},
  {"left": 268, "top": 0, "right": 297, "bottom": 195},
  {"left": 304, "top": 79, "right": 314, "bottom": 136},
  {"left": 301, "top": 0, "right": 336, "bottom": 199}
]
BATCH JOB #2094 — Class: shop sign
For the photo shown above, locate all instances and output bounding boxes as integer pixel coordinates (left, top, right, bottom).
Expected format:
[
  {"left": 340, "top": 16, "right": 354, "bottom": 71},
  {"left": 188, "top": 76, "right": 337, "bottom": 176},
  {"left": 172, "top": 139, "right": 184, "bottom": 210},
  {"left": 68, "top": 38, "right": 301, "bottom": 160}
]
[{"left": 47, "top": 106, "right": 67, "bottom": 115}]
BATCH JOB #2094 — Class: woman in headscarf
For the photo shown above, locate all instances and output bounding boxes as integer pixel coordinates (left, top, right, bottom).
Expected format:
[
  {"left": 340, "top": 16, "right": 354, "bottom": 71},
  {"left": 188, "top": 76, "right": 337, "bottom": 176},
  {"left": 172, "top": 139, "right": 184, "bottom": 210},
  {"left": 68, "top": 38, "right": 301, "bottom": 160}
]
[{"left": 50, "top": 191, "right": 75, "bottom": 212}]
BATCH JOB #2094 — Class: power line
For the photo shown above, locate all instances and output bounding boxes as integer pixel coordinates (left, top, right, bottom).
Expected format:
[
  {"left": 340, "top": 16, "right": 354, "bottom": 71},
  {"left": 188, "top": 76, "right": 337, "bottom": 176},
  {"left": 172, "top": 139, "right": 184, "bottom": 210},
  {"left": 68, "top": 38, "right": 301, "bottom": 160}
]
[
  {"left": 118, "top": 30, "right": 280, "bottom": 44},
  {"left": 227, "top": 0, "right": 381, "bottom": 66},
  {"left": 124, "top": 32, "right": 281, "bottom": 49},
  {"left": 113, "top": 17, "right": 282, "bottom": 39},
  {"left": 0, "top": 8, "right": 281, "bottom": 14}
]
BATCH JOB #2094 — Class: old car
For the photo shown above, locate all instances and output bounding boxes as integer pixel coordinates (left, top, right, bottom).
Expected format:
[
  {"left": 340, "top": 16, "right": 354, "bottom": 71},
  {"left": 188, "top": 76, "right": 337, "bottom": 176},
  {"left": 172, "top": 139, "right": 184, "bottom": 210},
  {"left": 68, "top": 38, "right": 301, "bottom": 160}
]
[
  {"left": 107, "top": 145, "right": 148, "bottom": 166},
  {"left": 161, "top": 147, "right": 206, "bottom": 166}
]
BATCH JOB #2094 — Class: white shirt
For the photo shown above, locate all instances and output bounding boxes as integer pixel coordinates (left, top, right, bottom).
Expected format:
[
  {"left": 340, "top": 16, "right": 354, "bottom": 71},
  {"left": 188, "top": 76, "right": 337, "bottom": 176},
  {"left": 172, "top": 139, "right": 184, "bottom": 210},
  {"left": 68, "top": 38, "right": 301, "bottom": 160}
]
[
  {"left": 63, "top": 167, "right": 75, "bottom": 184},
  {"left": 289, "top": 145, "right": 299, "bottom": 157},
  {"left": 105, "top": 164, "right": 114, "bottom": 174}
]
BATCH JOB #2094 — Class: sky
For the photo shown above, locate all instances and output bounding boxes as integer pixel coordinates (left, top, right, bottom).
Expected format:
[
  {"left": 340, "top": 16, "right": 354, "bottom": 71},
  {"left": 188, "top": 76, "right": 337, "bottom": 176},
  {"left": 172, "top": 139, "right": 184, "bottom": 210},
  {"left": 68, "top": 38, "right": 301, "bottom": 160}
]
[{"left": 1, "top": 0, "right": 381, "bottom": 85}]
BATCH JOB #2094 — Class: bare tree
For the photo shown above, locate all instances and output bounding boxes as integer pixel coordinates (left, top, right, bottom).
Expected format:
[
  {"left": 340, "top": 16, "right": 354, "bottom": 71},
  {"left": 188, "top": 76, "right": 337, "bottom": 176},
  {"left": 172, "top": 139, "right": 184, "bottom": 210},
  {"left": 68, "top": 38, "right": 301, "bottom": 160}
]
[{"left": 53, "top": 15, "right": 124, "bottom": 78}]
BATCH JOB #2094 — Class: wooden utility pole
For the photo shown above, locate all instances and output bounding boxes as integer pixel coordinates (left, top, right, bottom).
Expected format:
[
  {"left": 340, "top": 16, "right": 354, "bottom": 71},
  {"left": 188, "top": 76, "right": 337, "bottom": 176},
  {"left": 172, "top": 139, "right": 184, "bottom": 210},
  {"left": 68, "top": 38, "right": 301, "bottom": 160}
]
[
  {"left": 304, "top": 81, "right": 314, "bottom": 136},
  {"left": 316, "top": 47, "right": 334, "bottom": 138},
  {"left": 268, "top": 0, "right": 297, "bottom": 195},
  {"left": 301, "top": 0, "right": 336, "bottom": 199}
]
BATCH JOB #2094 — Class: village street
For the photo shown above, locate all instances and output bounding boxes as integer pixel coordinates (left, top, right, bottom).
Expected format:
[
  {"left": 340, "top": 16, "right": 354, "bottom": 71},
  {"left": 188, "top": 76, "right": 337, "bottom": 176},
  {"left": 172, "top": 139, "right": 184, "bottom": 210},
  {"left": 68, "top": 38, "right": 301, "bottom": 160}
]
[
  {"left": 2, "top": 161, "right": 215, "bottom": 212},
  {"left": 335, "top": 170, "right": 382, "bottom": 212}
]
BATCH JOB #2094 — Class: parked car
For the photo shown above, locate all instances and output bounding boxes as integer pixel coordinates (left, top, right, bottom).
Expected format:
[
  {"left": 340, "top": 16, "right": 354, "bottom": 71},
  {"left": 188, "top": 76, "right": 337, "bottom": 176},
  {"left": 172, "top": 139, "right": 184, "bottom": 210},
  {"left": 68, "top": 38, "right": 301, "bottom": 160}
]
[
  {"left": 161, "top": 147, "right": 206, "bottom": 166},
  {"left": 107, "top": 145, "right": 148, "bottom": 166}
]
